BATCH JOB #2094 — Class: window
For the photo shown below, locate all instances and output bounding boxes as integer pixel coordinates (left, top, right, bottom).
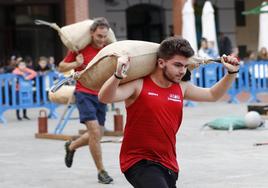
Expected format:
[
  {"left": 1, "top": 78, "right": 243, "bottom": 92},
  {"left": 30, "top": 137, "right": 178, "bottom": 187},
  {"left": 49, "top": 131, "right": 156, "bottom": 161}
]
[{"left": 235, "top": 0, "right": 246, "bottom": 26}]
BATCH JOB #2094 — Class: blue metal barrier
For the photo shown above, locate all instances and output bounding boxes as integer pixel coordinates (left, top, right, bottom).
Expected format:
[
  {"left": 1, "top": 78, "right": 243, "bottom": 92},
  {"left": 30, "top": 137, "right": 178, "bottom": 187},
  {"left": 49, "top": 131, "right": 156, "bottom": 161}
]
[
  {"left": 226, "top": 65, "right": 244, "bottom": 103},
  {"left": 0, "top": 71, "right": 61, "bottom": 125},
  {"left": 51, "top": 61, "right": 267, "bottom": 133},
  {"left": 244, "top": 61, "right": 268, "bottom": 102},
  {"left": 1, "top": 62, "right": 267, "bottom": 127},
  {"left": 204, "top": 64, "right": 218, "bottom": 88},
  {"left": 192, "top": 63, "right": 221, "bottom": 88},
  {"left": 54, "top": 104, "right": 77, "bottom": 134},
  {"left": 190, "top": 62, "right": 256, "bottom": 104}
]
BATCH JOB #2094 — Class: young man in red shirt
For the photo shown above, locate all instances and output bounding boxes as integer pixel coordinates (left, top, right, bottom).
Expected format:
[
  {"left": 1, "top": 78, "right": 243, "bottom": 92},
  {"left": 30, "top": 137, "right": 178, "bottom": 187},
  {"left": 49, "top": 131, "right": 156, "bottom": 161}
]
[
  {"left": 98, "top": 37, "right": 239, "bottom": 187},
  {"left": 58, "top": 17, "right": 113, "bottom": 184}
]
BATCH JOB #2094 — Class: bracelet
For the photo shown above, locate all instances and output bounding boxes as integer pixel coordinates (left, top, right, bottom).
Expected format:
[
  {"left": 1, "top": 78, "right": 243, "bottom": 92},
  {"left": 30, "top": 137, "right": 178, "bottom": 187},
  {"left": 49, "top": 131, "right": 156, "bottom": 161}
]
[
  {"left": 228, "top": 70, "right": 239, "bottom": 74},
  {"left": 114, "top": 73, "right": 123, "bottom": 80}
]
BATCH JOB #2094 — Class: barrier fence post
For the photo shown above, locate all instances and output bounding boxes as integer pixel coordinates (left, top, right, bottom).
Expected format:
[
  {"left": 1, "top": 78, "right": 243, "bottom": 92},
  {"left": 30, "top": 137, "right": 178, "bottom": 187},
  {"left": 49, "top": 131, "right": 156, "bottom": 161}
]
[
  {"left": 114, "top": 108, "right": 123, "bottom": 132},
  {"left": 38, "top": 110, "right": 48, "bottom": 134}
]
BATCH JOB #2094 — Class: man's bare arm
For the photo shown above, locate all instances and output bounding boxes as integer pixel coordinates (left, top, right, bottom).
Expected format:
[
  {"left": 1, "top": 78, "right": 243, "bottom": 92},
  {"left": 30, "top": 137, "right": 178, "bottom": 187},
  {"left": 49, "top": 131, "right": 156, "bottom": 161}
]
[
  {"left": 98, "top": 55, "right": 142, "bottom": 105},
  {"left": 98, "top": 76, "right": 141, "bottom": 104},
  {"left": 184, "top": 55, "right": 239, "bottom": 102},
  {"left": 58, "top": 54, "right": 84, "bottom": 72},
  {"left": 184, "top": 73, "right": 236, "bottom": 101}
]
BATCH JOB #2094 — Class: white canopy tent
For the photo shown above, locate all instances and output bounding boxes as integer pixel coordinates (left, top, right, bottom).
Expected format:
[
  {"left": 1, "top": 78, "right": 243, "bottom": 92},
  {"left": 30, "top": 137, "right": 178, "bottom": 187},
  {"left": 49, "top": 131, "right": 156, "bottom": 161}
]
[
  {"left": 182, "top": 0, "right": 198, "bottom": 53},
  {"left": 258, "top": 1, "right": 268, "bottom": 50},
  {"left": 201, "top": 1, "right": 218, "bottom": 54}
]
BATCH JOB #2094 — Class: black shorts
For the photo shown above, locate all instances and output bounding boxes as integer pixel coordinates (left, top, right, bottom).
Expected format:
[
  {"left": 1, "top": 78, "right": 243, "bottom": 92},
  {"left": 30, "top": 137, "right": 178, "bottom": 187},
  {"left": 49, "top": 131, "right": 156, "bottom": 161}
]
[
  {"left": 75, "top": 91, "right": 106, "bottom": 125},
  {"left": 124, "top": 160, "right": 178, "bottom": 188}
]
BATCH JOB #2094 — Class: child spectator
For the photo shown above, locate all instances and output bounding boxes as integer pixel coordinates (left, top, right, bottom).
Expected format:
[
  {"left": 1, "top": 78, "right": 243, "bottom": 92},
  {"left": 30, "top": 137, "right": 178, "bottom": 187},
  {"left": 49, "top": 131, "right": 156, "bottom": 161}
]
[
  {"left": 4, "top": 55, "right": 17, "bottom": 73},
  {"left": 24, "top": 56, "right": 34, "bottom": 69},
  {"left": 35, "top": 56, "right": 51, "bottom": 103},
  {"left": 257, "top": 47, "right": 268, "bottom": 60},
  {"left": 12, "top": 61, "right": 37, "bottom": 120},
  {"left": 48, "top": 56, "right": 56, "bottom": 71}
]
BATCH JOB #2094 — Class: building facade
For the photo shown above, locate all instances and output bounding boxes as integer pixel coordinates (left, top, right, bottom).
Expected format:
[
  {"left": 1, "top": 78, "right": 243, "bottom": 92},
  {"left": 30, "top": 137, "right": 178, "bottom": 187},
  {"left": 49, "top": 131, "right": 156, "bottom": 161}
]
[
  {"left": 89, "top": 0, "right": 263, "bottom": 58},
  {"left": 0, "top": 0, "right": 263, "bottom": 66}
]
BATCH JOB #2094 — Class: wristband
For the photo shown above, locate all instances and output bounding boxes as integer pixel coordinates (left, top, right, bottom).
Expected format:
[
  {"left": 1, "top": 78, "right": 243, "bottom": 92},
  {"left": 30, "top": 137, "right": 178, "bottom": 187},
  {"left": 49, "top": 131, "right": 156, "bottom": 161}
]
[
  {"left": 228, "top": 70, "right": 239, "bottom": 74},
  {"left": 114, "top": 73, "right": 123, "bottom": 80}
]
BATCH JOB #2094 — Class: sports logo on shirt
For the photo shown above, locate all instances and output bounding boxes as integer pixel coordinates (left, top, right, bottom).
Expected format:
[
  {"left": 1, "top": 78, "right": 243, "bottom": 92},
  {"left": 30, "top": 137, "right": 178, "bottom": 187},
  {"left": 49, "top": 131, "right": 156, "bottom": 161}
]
[
  {"left": 148, "top": 92, "right": 158, "bottom": 96},
  {"left": 168, "top": 94, "right": 181, "bottom": 102}
]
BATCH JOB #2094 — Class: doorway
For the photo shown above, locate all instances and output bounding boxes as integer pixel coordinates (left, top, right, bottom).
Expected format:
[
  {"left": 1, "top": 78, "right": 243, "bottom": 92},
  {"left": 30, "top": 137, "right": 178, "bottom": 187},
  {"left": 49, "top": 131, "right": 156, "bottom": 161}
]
[
  {"left": 126, "top": 4, "right": 165, "bottom": 43},
  {"left": 0, "top": 2, "right": 63, "bottom": 66}
]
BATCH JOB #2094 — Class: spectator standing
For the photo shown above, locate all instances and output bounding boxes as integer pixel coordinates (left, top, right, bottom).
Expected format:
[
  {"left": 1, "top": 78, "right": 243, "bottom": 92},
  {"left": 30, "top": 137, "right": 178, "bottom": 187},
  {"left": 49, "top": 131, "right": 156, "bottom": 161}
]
[
  {"left": 219, "top": 32, "right": 232, "bottom": 56},
  {"left": 12, "top": 61, "right": 37, "bottom": 120},
  {"left": 35, "top": 56, "right": 51, "bottom": 103},
  {"left": 4, "top": 56, "right": 17, "bottom": 73},
  {"left": 0, "top": 64, "right": 4, "bottom": 74},
  {"left": 48, "top": 56, "right": 56, "bottom": 71},
  {"left": 198, "top": 38, "right": 217, "bottom": 59},
  {"left": 24, "top": 56, "right": 35, "bottom": 69},
  {"left": 257, "top": 47, "right": 268, "bottom": 60},
  {"left": 198, "top": 38, "right": 218, "bottom": 86}
]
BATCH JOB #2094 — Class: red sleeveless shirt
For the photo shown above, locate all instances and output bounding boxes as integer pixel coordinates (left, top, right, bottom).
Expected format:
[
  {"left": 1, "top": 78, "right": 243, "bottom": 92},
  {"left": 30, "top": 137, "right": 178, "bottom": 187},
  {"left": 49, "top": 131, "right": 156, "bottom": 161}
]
[
  {"left": 64, "top": 45, "right": 101, "bottom": 95},
  {"left": 120, "top": 76, "right": 184, "bottom": 173}
]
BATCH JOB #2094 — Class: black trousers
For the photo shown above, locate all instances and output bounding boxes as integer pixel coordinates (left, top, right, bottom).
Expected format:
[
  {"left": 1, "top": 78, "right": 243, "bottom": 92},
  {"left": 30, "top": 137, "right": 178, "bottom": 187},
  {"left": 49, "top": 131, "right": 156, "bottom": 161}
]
[{"left": 124, "top": 160, "right": 178, "bottom": 188}]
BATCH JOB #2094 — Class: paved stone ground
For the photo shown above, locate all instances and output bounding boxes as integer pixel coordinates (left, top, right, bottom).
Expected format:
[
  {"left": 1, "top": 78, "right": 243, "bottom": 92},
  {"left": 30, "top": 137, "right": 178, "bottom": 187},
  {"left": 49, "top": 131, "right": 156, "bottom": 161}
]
[{"left": 0, "top": 101, "right": 267, "bottom": 188}]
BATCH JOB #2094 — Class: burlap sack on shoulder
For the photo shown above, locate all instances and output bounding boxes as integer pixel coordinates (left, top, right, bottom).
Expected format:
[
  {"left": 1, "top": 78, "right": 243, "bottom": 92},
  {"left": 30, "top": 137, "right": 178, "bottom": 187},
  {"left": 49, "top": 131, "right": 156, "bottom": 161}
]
[
  {"left": 60, "top": 20, "right": 116, "bottom": 51},
  {"left": 78, "top": 40, "right": 160, "bottom": 91},
  {"left": 48, "top": 85, "right": 75, "bottom": 104}
]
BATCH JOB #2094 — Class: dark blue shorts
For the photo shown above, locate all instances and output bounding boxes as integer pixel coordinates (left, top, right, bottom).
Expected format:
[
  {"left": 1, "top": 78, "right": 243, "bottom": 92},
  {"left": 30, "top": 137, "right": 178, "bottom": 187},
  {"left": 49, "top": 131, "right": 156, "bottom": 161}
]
[{"left": 74, "top": 91, "right": 106, "bottom": 125}]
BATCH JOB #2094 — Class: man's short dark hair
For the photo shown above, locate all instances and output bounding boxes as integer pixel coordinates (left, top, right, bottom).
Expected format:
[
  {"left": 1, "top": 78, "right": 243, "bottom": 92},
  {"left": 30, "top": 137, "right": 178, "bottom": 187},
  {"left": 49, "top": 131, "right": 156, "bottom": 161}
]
[
  {"left": 181, "top": 69, "right": 191, "bottom": 81},
  {"left": 157, "top": 36, "right": 194, "bottom": 60},
  {"left": 90, "top": 17, "right": 110, "bottom": 32},
  {"left": 200, "top": 37, "right": 207, "bottom": 43}
]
